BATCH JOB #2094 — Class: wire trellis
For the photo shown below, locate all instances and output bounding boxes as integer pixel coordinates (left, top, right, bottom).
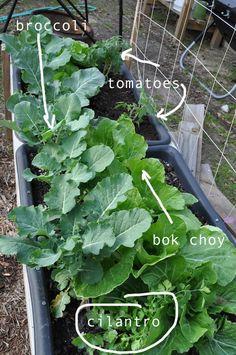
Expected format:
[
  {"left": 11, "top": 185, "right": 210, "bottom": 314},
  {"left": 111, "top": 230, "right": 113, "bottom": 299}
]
[{"left": 130, "top": 0, "right": 236, "bottom": 234}]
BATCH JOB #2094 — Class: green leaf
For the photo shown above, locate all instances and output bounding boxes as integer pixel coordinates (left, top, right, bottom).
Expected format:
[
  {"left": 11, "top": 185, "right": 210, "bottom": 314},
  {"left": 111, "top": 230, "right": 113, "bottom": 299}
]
[
  {"left": 45, "top": 35, "right": 67, "bottom": 54},
  {"left": 30, "top": 248, "right": 61, "bottom": 267},
  {"left": 54, "top": 93, "right": 81, "bottom": 122},
  {"left": 146, "top": 214, "right": 187, "bottom": 249},
  {"left": 8, "top": 206, "right": 53, "bottom": 237},
  {"left": 196, "top": 321, "right": 236, "bottom": 355},
  {"left": 180, "top": 309, "right": 214, "bottom": 345},
  {"left": 0, "top": 119, "right": 19, "bottom": 131},
  {"left": 87, "top": 117, "right": 117, "bottom": 147},
  {"left": 51, "top": 269, "right": 71, "bottom": 291},
  {"left": 127, "top": 158, "right": 165, "bottom": 187},
  {"left": 182, "top": 226, "right": 236, "bottom": 286},
  {"left": 7, "top": 91, "right": 38, "bottom": 113},
  {"left": 51, "top": 291, "right": 71, "bottom": 318},
  {"left": 62, "top": 131, "right": 87, "bottom": 158},
  {"left": 15, "top": 48, "right": 41, "bottom": 93},
  {"left": 141, "top": 255, "right": 186, "bottom": 288},
  {"left": 110, "top": 208, "right": 152, "bottom": 250},
  {"left": 83, "top": 173, "right": 133, "bottom": 220},
  {"left": 48, "top": 48, "right": 71, "bottom": 70},
  {"left": 157, "top": 184, "right": 186, "bottom": 211},
  {"left": 104, "top": 330, "right": 118, "bottom": 343},
  {"left": 137, "top": 215, "right": 187, "bottom": 273},
  {"left": 182, "top": 192, "right": 198, "bottom": 206},
  {"left": 60, "top": 207, "right": 82, "bottom": 237},
  {"left": 14, "top": 101, "right": 42, "bottom": 134},
  {"left": 0, "top": 33, "right": 20, "bottom": 57},
  {"left": 67, "top": 108, "right": 95, "bottom": 132},
  {"left": 82, "top": 145, "right": 114, "bottom": 173},
  {"left": 79, "top": 259, "right": 103, "bottom": 284},
  {"left": 44, "top": 175, "right": 80, "bottom": 214},
  {"left": 212, "top": 280, "right": 236, "bottom": 315},
  {"left": 114, "top": 115, "right": 148, "bottom": 160},
  {"left": 0, "top": 236, "right": 39, "bottom": 264},
  {"left": 67, "top": 163, "right": 94, "bottom": 184},
  {"left": 0, "top": 231, "right": 59, "bottom": 269},
  {"left": 148, "top": 326, "right": 193, "bottom": 355},
  {"left": 71, "top": 40, "right": 90, "bottom": 63},
  {"left": 23, "top": 168, "right": 52, "bottom": 183},
  {"left": 75, "top": 249, "right": 136, "bottom": 298},
  {"left": 26, "top": 15, "right": 53, "bottom": 41},
  {"left": 82, "top": 222, "right": 115, "bottom": 255},
  {"left": 171, "top": 208, "right": 202, "bottom": 232},
  {"left": 32, "top": 143, "right": 66, "bottom": 172},
  {"left": 63, "top": 68, "right": 105, "bottom": 106},
  {"left": 73, "top": 334, "right": 104, "bottom": 350},
  {"left": 117, "top": 188, "right": 144, "bottom": 210}
]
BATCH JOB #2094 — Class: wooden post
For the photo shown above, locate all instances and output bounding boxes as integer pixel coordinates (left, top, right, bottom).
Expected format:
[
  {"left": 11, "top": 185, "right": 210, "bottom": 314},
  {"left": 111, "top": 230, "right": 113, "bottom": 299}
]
[
  {"left": 175, "top": 0, "right": 193, "bottom": 40},
  {"left": 178, "top": 104, "right": 205, "bottom": 181},
  {"left": 142, "top": 0, "right": 156, "bottom": 15},
  {"left": 210, "top": 27, "right": 223, "bottom": 49},
  {"left": 128, "top": 0, "right": 142, "bottom": 68},
  {"left": 1, "top": 43, "right": 12, "bottom": 142}
]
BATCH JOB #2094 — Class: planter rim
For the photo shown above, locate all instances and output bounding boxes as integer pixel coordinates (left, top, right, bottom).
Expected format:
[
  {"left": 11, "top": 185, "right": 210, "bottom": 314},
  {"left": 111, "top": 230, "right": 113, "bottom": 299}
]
[{"left": 15, "top": 145, "right": 54, "bottom": 355}]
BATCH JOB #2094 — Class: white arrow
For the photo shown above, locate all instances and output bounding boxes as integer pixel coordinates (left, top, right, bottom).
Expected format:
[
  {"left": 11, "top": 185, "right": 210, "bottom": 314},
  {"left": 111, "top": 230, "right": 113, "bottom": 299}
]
[
  {"left": 142, "top": 170, "right": 173, "bottom": 224},
  {"left": 37, "top": 33, "right": 56, "bottom": 130},
  {"left": 156, "top": 83, "right": 187, "bottom": 121},
  {"left": 121, "top": 48, "right": 186, "bottom": 123},
  {"left": 121, "top": 48, "right": 160, "bottom": 69},
  {"left": 75, "top": 291, "right": 178, "bottom": 354}
]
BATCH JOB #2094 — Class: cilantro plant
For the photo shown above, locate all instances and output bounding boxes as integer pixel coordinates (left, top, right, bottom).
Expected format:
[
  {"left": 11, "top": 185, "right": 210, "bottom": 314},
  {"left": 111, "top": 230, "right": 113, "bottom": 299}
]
[{"left": 0, "top": 16, "right": 236, "bottom": 355}]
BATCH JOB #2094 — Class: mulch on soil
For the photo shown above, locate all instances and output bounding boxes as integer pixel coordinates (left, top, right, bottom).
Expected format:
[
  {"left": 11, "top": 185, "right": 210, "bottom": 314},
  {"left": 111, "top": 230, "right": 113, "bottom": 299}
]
[{"left": 0, "top": 130, "right": 29, "bottom": 355}]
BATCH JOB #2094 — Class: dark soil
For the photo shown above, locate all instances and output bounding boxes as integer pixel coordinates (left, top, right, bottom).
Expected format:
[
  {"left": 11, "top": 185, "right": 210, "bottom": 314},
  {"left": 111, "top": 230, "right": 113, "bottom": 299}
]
[
  {"left": 49, "top": 288, "right": 87, "bottom": 354},
  {"left": 162, "top": 160, "right": 207, "bottom": 225},
  {"left": 29, "top": 151, "right": 49, "bottom": 205},
  {"left": 163, "top": 161, "right": 184, "bottom": 191},
  {"left": 90, "top": 74, "right": 159, "bottom": 141}
]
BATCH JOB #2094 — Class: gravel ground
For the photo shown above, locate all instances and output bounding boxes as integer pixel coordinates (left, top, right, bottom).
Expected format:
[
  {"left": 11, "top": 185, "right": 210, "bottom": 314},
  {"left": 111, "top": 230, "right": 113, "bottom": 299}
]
[{"left": 0, "top": 128, "right": 30, "bottom": 355}]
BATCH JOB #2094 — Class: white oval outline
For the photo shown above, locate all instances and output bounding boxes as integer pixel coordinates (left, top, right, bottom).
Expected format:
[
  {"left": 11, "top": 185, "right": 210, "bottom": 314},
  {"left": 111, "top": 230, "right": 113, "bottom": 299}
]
[{"left": 75, "top": 291, "right": 178, "bottom": 354}]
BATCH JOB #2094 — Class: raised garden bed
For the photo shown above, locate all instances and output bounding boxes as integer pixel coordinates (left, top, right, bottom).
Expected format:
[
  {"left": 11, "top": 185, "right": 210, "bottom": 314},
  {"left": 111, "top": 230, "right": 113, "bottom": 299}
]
[
  {"left": 9, "top": 30, "right": 170, "bottom": 147},
  {"left": 11, "top": 64, "right": 170, "bottom": 146},
  {"left": 1, "top": 16, "right": 236, "bottom": 355},
  {"left": 13, "top": 142, "right": 235, "bottom": 355}
]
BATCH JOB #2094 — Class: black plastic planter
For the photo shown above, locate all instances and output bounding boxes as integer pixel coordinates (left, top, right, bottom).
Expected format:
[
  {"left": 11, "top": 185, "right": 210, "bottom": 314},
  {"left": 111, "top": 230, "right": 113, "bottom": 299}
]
[
  {"left": 11, "top": 62, "right": 171, "bottom": 146},
  {"left": 147, "top": 145, "right": 235, "bottom": 245},
  {"left": 121, "top": 64, "right": 171, "bottom": 146},
  {"left": 14, "top": 143, "right": 235, "bottom": 354},
  {"left": 15, "top": 145, "right": 54, "bottom": 355}
]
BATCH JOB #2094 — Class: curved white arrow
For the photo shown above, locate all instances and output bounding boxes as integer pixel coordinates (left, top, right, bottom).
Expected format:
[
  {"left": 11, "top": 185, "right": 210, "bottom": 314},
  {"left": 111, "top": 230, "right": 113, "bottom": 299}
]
[
  {"left": 142, "top": 170, "right": 173, "bottom": 224},
  {"left": 37, "top": 33, "right": 56, "bottom": 130},
  {"left": 121, "top": 49, "right": 186, "bottom": 122},
  {"left": 121, "top": 48, "right": 160, "bottom": 69},
  {"left": 75, "top": 291, "right": 178, "bottom": 354},
  {"left": 156, "top": 83, "right": 186, "bottom": 121}
]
